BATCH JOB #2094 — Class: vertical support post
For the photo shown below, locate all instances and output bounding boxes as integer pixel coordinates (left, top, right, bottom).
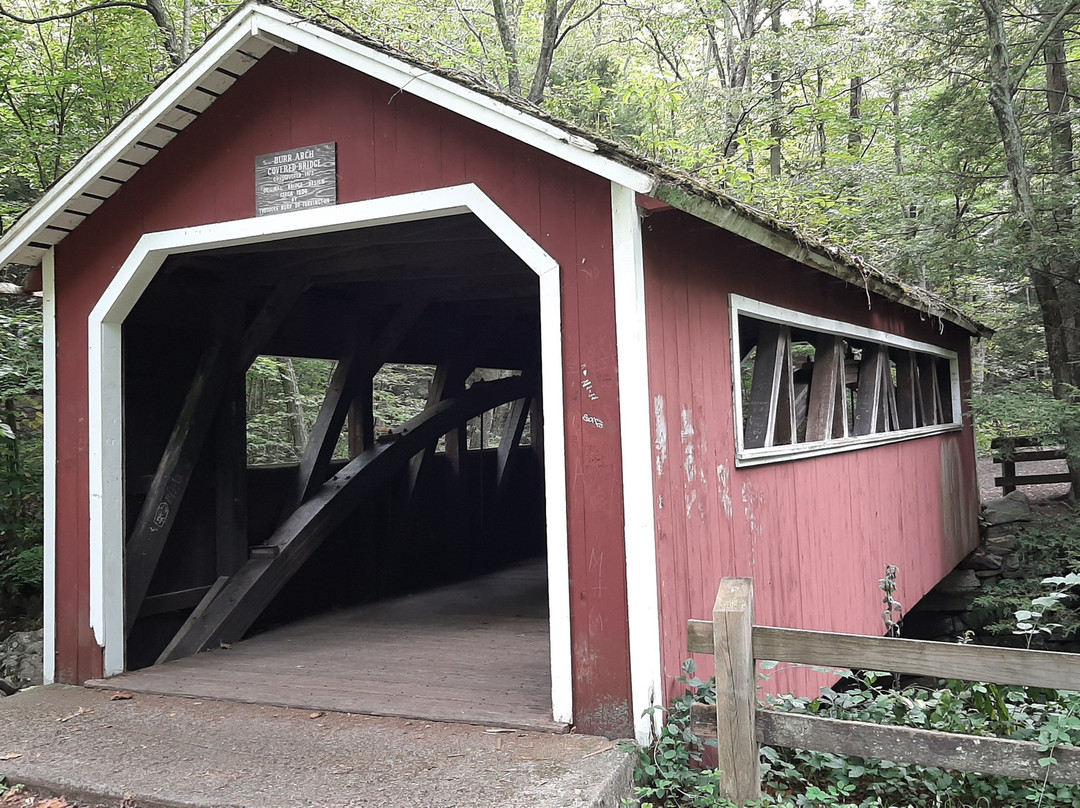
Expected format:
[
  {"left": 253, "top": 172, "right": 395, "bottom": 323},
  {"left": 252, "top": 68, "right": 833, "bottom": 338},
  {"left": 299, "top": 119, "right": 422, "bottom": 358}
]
[
  {"left": 713, "top": 578, "right": 759, "bottom": 805},
  {"left": 347, "top": 374, "right": 375, "bottom": 458},
  {"left": 1002, "top": 444, "right": 1017, "bottom": 495},
  {"left": 215, "top": 374, "right": 248, "bottom": 578}
]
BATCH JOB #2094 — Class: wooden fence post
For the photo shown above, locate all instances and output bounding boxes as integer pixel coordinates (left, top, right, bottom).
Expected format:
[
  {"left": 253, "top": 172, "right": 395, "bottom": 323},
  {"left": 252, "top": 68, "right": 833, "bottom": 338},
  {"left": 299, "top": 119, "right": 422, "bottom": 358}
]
[{"left": 713, "top": 578, "right": 760, "bottom": 805}]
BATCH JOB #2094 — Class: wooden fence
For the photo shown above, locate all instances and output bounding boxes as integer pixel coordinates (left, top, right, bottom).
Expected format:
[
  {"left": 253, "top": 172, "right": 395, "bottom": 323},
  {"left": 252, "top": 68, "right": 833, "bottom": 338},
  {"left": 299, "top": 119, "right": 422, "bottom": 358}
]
[
  {"left": 687, "top": 578, "right": 1080, "bottom": 804},
  {"left": 992, "top": 436, "right": 1069, "bottom": 494}
]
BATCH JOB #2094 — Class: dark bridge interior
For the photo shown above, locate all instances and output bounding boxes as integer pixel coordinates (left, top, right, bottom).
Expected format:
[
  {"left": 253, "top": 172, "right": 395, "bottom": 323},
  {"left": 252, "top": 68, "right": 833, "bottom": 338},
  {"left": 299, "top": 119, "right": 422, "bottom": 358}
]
[{"left": 121, "top": 213, "right": 547, "bottom": 670}]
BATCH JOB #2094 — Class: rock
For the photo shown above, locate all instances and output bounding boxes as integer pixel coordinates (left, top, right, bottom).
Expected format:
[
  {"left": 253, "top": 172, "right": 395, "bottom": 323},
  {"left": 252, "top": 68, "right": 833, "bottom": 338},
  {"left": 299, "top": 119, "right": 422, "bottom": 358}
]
[
  {"left": 985, "top": 534, "right": 1020, "bottom": 554},
  {"left": 985, "top": 524, "right": 1024, "bottom": 540},
  {"left": 960, "top": 548, "right": 1003, "bottom": 571},
  {"left": 1000, "top": 556, "right": 1024, "bottom": 579},
  {"left": 0, "top": 629, "right": 44, "bottom": 693},
  {"left": 982, "top": 491, "right": 1032, "bottom": 525},
  {"left": 903, "top": 612, "right": 967, "bottom": 637},
  {"left": 914, "top": 592, "right": 978, "bottom": 612},
  {"left": 974, "top": 571, "right": 1000, "bottom": 582},
  {"left": 936, "top": 569, "right": 982, "bottom": 593}
]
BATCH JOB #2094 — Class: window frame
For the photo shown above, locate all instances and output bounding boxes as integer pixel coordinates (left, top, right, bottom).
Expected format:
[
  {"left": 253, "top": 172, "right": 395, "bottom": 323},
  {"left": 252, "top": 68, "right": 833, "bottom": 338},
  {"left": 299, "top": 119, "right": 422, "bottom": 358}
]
[{"left": 730, "top": 294, "right": 963, "bottom": 467}]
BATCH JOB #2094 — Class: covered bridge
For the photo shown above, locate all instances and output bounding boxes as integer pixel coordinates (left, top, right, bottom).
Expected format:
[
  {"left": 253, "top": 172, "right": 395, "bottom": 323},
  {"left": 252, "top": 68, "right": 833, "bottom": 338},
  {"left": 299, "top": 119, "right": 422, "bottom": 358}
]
[{"left": 0, "top": 2, "right": 984, "bottom": 741}]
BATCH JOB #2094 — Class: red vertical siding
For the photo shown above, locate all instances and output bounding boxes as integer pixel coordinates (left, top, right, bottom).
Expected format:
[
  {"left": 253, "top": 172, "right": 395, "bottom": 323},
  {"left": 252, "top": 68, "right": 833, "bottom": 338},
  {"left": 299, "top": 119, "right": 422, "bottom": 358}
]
[
  {"left": 51, "top": 48, "right": 632, "bottom": 734},
  {"left": 642, "top": 209, "right": 980, "bottom": 701}
]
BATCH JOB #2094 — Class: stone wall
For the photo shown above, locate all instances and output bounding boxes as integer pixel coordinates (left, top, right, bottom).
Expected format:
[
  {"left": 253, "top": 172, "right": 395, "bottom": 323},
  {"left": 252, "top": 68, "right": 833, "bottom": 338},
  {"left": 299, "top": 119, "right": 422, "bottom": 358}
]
[
  {"left": 0, "top": 628, "right": 43, "bottom": 695},
  {"left": 904, "top": 491, "right": 1032, "bottom": 643}
]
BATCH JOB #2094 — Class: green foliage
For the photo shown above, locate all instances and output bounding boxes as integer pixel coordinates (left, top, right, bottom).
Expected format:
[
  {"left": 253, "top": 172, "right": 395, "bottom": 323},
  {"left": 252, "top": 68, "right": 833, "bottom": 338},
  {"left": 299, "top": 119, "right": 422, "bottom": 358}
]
[
  {"left": 244, "top": 359, "right": 436, "bottom": 465},
  {"left": 975, "top": 521, "right": 1080, "bottom": 642},
  {"left": 631, "top": 663, "right": 1080, "bottom": 807},
  {"left": 971, "top": 381, "right": 1080, "bottom": 450},
  {"left": 0, "top": 290, "right": 43, "bottom": 624},
  {"left": 245, "top": 356, "right": 338, "bottom": 465},
  {"left": 763, "top": 673, "right": 1080, "bottom": 807},
  {"left": 628, "top": 658, "right": 725, "bottom": 808}
]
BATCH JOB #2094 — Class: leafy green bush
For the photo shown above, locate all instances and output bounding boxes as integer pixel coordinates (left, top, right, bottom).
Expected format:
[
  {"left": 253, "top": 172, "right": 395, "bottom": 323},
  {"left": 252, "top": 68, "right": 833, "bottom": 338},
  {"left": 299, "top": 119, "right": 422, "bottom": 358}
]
[
  {"left": 974, "top": 516, "right": 1080, "bottom": 642},
  {"left": 763, "top": 673, "right": 1080, "bottom": 807},
  {"left": 630, "top": 663, "right": 1080, "bottom": 808},
  {"left": 628, "top": 659, "right": 726, "bottom": 808}
]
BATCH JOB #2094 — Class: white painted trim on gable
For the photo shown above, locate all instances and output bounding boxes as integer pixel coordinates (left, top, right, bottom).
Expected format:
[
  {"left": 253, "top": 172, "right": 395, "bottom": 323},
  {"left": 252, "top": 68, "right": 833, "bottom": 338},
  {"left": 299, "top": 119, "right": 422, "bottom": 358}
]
[
  {"left": 86, "top": 184, "right": 574, "bottom": 721},
  {"left": 0, "top": 4, "right": 654, "bottom": 270},
  {"left": 41, "top": 249, "right": 56, "bottom": 684},
  {"left": 250, "top": 9, "right": 654, "bottom": 195},
  {"left": 612, "top": 183, "right": 662, "bottom": 745},
  {"left": 0, "top": 9, "right": 262, "bottom": 270},
  {"left": 729, "top": 294, "right": 963, "bottom": 467}
]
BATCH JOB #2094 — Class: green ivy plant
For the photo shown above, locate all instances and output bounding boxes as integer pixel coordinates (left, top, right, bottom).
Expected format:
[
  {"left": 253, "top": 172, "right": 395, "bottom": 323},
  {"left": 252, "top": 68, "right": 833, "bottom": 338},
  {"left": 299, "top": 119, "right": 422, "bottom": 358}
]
[
  {"left": 629, "top": 661, "right": 1080, "bottom": 808},
  {"left": 627, "top": 659, "right": 727, "bottom": 808},
  {"left": 975, "top": 518, "right": 1080, "bottom": 643}
]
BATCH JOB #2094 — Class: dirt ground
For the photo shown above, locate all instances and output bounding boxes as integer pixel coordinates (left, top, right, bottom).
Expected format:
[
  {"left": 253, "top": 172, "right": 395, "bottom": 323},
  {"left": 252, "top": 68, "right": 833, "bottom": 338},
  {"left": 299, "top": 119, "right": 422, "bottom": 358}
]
[{"left": 976, "top": 452, "right": 1072, "bottom": 510}]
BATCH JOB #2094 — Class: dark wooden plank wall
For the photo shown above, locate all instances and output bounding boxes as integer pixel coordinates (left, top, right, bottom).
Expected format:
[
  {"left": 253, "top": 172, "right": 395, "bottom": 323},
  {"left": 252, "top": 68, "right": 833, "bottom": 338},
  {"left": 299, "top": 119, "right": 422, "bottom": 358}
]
[
  {"left": 640, "top": 209, "right": 980, "bottom": 704},
  {"left": 52, "top": 48, "right": 632, "bottom": 734}
]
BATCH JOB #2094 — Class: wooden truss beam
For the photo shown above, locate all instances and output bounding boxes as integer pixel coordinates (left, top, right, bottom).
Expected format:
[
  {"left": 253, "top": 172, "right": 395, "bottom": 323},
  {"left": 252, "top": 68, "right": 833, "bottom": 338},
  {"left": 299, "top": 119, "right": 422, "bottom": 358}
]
[
  {"left": 125, "top": 274, "right": 310, "bottom": 630},
  {"left": 496, "top": 393, "right": 532, "bottom": 490},
  {"left": 805, "top": 334, "right": 849, "bottom": 443},
  {"left": 745, "top": 323, "right": 796, "bottom": 449},
  {"left": 407, "top": 362, "right": 472, "bottom": 493},
  {"left": 918, "top": 355, "right": 944, "bottom": 426},
  {"left": 284, "top": 300, "right": 426, "bottom": 514},
  {"left": 894, "top": 351, "right": 920, "bottom": 430},
  {"left": 347, "top": 375, "right": 374, "bottom": 457},
  {"left": 157, "top": 374, "right": 534, "bottom": 664},
  {"left": 215, "top": 375, "right": 248, "bottom": 578},
  {"left": 854, "top": 344, "right": 899, "bottom": 436}
]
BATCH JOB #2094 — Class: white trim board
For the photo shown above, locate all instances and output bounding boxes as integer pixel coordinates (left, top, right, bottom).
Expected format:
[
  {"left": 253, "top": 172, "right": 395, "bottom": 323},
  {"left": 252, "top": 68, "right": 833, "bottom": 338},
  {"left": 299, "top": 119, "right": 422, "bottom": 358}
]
[
  {"left": 611, "top": 182, "right": 662, "bottom": 745},
  {"left": 41, "top": 249, "right": 57, "bottom": 684},
  {"left": 730, "top": 295, "right": 960, "bottom": 359},
  {"left": 728, "top": 294, "right": 962, "bottom": 467},
  {"left": 86, "top": 183, "right": 574, "bottom": 724}
]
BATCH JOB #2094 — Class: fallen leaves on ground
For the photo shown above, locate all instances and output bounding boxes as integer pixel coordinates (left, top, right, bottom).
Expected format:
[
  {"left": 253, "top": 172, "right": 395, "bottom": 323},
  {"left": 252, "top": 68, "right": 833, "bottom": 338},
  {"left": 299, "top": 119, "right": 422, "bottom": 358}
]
[
  {"left": 108, "top": 692, "right": 133, "bottom": 701},
  {"left": 0, "top": 754, "right": 20, "bottom": 761},
  {"left": 1, "top": 788, "right": 74, "bottom": 808},
  {"left": 56, "top": 707, "right": 92, "bottom": 723}
]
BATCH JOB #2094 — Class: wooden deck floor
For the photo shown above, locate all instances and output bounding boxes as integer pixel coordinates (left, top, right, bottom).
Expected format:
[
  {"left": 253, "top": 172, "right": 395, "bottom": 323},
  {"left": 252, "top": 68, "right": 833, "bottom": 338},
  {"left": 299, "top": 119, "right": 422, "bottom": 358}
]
[{"left": 88, "top": 559, "right": 564, "bottom": 733}]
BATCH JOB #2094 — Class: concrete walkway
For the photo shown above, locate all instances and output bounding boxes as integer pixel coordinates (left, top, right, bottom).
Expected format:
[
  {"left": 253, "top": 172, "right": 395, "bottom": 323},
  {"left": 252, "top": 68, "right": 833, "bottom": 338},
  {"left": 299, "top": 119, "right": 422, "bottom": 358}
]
[{"left": 0, "top": 686, "right": 634, "bottom": 808}]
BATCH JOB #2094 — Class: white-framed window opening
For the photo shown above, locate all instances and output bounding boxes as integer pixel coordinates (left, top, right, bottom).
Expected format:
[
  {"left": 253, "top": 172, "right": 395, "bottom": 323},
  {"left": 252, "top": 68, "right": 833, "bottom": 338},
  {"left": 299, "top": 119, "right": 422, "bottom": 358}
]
[{"left": 730, "top": 295, "right": 962, "bottom": 466}]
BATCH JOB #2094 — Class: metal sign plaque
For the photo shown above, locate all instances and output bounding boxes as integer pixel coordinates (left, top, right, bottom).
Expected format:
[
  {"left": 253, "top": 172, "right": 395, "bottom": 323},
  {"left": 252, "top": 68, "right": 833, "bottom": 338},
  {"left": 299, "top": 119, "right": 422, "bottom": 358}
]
[{"left": 255, "top": 142, "right": 337, "bottom": 216}]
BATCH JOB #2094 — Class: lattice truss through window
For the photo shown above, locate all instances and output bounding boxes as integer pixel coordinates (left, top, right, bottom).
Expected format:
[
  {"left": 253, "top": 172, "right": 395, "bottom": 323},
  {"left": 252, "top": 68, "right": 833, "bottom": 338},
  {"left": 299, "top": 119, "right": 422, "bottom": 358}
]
[{"left": 732, "top": 301, "right": 960, "bottom": 457}]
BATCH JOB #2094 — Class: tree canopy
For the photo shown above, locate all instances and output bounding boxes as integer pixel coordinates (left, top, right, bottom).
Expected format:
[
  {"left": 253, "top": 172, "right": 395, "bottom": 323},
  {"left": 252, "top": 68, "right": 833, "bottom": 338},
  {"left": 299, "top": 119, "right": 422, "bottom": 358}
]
[{"left": 1, "top": 0, "right": 1078, "bottom": 452}]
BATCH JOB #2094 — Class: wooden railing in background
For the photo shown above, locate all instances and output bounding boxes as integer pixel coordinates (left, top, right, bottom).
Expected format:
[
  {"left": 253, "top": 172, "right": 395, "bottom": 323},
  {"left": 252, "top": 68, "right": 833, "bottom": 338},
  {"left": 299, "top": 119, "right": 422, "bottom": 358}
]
[
  {"left": 991, "top": 436, "right": 1070, "bottom": 494},
  {"left": 687, "top": 578, "right": 1080, "bottom": 805}
]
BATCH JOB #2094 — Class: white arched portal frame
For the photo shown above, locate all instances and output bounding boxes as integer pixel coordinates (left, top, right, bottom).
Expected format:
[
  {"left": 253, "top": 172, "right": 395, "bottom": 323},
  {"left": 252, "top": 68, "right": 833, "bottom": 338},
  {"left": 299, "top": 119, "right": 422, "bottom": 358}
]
[{"left": 87, "top": 183, "right": 573, "bottom": 723}]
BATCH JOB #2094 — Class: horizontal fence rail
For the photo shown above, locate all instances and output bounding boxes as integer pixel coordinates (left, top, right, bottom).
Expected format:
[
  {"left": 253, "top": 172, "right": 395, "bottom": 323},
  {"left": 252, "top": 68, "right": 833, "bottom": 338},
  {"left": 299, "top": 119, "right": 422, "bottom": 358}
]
[
  {"left": 688, "top": 578, "right": 1080, "bottom": 805},
  {"left": 991, "top": 436, "right": 1070, "bottom": 494},
  {"left": 687, "top": 621, "right": 1080, "bottom": 691}
]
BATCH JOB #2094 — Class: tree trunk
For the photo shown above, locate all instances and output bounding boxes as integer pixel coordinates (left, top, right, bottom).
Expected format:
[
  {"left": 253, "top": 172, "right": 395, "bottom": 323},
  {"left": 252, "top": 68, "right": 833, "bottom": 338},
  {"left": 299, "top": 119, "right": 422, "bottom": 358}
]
[
  {"left": 848, "top": 76, "right": 863, "bottom": 155},
  {"left": 528, "top": 0, "right": 573, "bottom": 104},
  {"left": 276, "top": 358, "right": 309, "bottom": 454},
  {"left": 979, "top": 0, "right": 1080, "bottom": 495},
  {"left": 491, "top": 0, "right": 523, "bottom": 97},
  {"left": 768, "top": 0, "right": 781, "bottom": 178}
]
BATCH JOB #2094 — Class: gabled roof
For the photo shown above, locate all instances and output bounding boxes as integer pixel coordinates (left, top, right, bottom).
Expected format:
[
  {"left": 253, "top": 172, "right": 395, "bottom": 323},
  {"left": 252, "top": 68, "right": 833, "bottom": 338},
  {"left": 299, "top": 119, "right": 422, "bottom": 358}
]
[{"left": 0, "top": 1, "right": 987, "bottom": 336}]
